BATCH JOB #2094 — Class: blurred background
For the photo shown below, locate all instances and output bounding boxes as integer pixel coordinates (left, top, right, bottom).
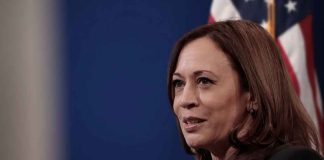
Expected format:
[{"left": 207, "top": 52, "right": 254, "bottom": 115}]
[{"left": 0, "top": 0, "right": 323, "bottom": 160}]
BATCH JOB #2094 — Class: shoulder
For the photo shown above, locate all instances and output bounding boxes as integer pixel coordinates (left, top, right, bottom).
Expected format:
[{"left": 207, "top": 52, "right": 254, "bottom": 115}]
[{"left": 267, "top": 145, "right": 323, "bottom": 160}]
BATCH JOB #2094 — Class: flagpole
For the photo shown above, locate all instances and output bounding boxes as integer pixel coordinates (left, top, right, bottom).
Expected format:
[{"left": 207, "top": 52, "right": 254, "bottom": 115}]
[{"left": 267, "top": 0, "right": 276, "bottom": 38}]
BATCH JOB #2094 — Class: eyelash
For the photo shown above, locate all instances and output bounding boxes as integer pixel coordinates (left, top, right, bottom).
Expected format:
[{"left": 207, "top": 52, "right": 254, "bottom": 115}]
[
  {"left": 172, "top": 79, "right": 184, "bottom": 88},
  {"left": 172, "top": 77, "right": 215, "bottom": 89},
  {"left": 197, "top": 77, "right": 215, "bottom": 85}
]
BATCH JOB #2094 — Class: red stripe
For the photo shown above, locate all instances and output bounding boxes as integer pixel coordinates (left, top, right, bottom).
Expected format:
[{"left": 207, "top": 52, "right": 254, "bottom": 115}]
[
  {"left": 299, "top": 15, "right": 324, "bottom": 146},
  {"left": 208, "top": 15, "right": 215, "bottom": 23},
  {"left": 276, "top": 41, "right": 300, "bottom": 95}
]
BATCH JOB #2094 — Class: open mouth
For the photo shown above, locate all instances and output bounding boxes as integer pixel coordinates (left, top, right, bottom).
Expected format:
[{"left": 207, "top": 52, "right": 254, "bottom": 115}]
[
  {"left": 182, "top": 116, "right": 206, "bottom": 132},
  {"left": 183, "top": 117, "right": 206, "bottom": 124}
]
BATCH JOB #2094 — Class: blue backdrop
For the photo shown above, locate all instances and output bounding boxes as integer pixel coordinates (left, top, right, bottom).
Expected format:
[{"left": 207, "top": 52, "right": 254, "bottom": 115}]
[{"left": 64, "top": 0, "right": 323, "bottom": 160}]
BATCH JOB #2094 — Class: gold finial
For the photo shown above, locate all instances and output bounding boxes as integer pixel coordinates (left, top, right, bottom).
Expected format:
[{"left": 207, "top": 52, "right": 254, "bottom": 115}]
[{"left": 267, "top": 0, "right": 276, "bottom": 38}]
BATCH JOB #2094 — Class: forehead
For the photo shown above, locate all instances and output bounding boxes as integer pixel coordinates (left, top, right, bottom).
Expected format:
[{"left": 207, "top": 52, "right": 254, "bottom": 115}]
[{"left": 175, "top": 37, "right": 232, "bottom": 74}]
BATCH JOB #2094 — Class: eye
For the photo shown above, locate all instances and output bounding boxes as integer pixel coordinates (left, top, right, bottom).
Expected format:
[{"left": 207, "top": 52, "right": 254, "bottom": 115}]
[
  {"left": 172, "top": 79, "right": 185, "bottom": 89},
  {"left": 197, "top": 77, "right": 215, "bottom": 86}
]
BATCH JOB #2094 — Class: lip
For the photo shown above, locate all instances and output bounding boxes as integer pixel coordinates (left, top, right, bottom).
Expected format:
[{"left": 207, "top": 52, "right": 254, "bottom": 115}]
[{"left": 182, "top": 116, "right": 206, "bottom": 133}]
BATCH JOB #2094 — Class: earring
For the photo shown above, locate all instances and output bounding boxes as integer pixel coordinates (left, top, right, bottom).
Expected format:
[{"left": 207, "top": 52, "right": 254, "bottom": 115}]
[
  {"left": 248, "top": 107, "right": 256, "bottom": 116},
  {"left": 247, "top": 101, "right": 257, "bottom": 117}
]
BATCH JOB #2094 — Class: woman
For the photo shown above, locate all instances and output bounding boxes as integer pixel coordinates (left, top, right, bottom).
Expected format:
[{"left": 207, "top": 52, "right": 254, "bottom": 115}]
[{"left": 167, "top": 20, "right": 323, "bottom": 160}]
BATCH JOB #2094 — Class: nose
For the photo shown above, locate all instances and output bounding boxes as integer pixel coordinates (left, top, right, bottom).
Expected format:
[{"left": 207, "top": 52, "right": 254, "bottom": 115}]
[{"left": 179, "top": 83, "right": 198, "bottom": 109}]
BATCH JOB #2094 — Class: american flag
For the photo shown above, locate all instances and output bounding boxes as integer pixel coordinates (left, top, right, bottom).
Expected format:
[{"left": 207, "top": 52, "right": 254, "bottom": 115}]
[{"left": 208, "top": 0, "right": 324, "bottom": 147}]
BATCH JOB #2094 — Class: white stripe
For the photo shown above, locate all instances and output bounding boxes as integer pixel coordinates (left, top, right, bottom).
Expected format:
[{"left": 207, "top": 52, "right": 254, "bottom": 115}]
[
  {"left": 278, "top": 24, "right": 320, "bottom": 132},
  {"left": 210, "top": 0, "right": 241, "bottom": 21}
]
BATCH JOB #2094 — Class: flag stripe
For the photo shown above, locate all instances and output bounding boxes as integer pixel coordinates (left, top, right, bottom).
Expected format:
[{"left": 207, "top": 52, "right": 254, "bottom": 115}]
[
  {"left": 299, "top": 16, "right": 324, "bottom": 145},
  {"left": 299, "top": 16, "right": 323, "bottom": 117},
  {"left": 210, "top": 0, "right": 241, "bottom": 21},
  {"left": 316, "top": 75, "right": 323, "bottom": 115},
  {"left": 278, "top": 23, "right": 319, "bottom": 131},
  {"left": 276, "top": 41, "right": 301, "bottom": 95},
  {"left": 208, "top": 15, "right": 216, "bottom": 24}
]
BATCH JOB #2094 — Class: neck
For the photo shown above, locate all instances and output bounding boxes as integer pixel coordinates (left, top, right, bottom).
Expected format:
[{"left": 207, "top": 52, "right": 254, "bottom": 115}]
[{"left": 210, "top": 146, "right": 237, "bottom": 160}]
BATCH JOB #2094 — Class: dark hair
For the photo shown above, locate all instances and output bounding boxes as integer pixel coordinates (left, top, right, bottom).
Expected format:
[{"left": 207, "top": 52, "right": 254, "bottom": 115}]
[{"left": 167, "top": 20, "right": 320, "bottom": 159}]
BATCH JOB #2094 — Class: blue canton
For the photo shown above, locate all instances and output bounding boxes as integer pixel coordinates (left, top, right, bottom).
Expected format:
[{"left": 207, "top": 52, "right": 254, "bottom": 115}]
[{"left": 231, "top": 0, "right": 312, "bottom": 37}]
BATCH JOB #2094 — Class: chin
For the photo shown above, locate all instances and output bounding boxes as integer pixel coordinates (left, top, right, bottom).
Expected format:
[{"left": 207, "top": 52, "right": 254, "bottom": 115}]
[{"left": 184, "top": 133, "right": 208, "bottom": 149}]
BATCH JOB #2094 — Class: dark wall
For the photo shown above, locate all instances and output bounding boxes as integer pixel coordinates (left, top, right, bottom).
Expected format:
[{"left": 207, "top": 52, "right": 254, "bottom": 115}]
[
  {"left": 64, "top": 0, "right": 323, "bottom": 160},
  {"left": 313, "top": 1, "right": 324, "bottom": 94},
  {"left": 65, "top": 0, "right": 211, "bottom": 159}
]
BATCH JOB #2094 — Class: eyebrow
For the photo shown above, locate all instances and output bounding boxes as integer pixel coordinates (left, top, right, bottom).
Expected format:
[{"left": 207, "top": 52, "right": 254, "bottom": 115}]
[
  {"left": 173, "top": 70, "right": 217, "bottom": 78},
  {"left": 193, "top": 70, "right": 216, "bottom": 77},
  {"left": 172, "top": 72, "right": 183, "bottom": 78}
]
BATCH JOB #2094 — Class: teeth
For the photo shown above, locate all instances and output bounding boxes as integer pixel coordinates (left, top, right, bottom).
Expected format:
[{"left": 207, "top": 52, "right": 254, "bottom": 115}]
[
  {"left": 183, "top": 117, "right": 205, "bottom": 124},
  {"left": 186, "top": 119, "right": 201, "bottom": 124},
  {"left": 188, "top": 120, "right": 198, "bottom": 124}
]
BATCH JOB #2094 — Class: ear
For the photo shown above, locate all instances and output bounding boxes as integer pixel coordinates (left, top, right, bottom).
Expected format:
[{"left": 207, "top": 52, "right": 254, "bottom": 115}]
[
  {"left": 241, "top": 91, "right": 252, "bottom": 108},
  {"left": 245, "top": 92, "right": 258, "bottom": 116}
]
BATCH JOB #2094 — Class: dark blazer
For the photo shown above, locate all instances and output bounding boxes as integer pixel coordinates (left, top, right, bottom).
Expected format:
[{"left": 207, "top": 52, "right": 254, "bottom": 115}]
[{"left": 267, "top": 145, "right": 323, "bottom": 160}]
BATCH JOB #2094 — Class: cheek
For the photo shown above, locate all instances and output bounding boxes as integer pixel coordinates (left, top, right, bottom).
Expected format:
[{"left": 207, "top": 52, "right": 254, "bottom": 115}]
[
  {"left": 200, "top": 90, "right": 243, "bottom": 123},
  {"left": 199, "top": 91, "right": 231, "bottom": 110},
  {"left": 172, "top": 98, "right": 181, "bottom": 118}
]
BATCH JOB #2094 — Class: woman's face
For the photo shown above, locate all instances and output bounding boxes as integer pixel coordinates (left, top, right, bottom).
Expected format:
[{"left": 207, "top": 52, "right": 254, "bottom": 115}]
[{"left": 172, "top": 37, "right": 250, "bottom": 150}]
